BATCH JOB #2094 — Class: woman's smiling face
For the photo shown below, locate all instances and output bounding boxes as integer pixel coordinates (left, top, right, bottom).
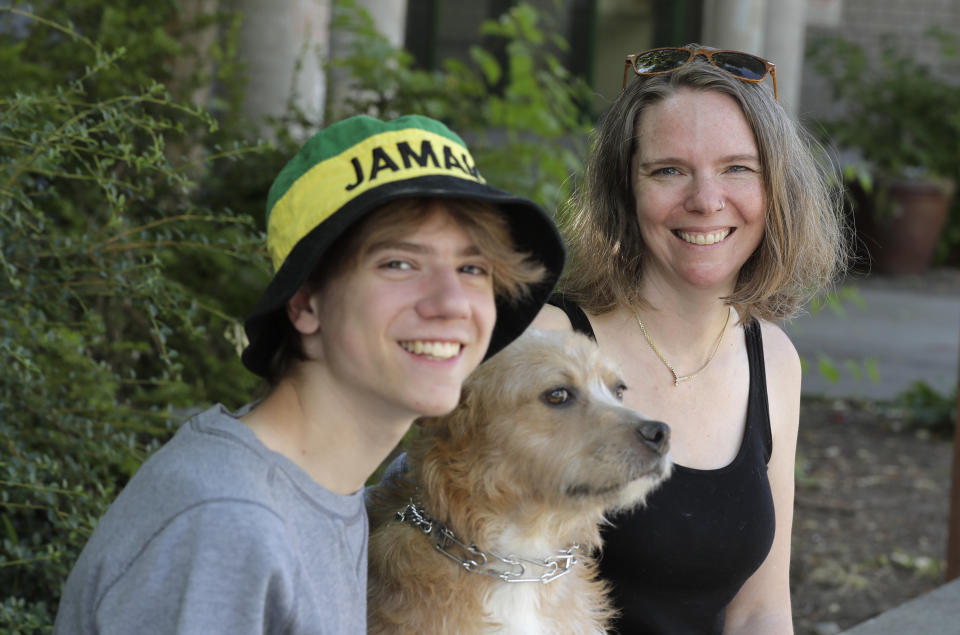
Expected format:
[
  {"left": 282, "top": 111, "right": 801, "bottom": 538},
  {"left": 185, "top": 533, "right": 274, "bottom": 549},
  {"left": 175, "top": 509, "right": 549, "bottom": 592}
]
[{"left": 632, "top": 87, "right": 766, "bottom": 292}]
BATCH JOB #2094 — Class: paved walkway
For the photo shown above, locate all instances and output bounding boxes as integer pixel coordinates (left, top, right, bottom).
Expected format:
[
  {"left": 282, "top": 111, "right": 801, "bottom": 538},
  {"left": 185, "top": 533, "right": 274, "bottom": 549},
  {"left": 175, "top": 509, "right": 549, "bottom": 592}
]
[{"left": 783, "top": 270, "right": 960, "bottom": 401}]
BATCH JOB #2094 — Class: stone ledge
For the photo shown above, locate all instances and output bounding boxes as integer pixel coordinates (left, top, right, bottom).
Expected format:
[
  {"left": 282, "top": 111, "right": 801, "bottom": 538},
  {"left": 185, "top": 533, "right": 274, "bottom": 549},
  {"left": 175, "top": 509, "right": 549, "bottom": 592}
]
[{"left": 840, "top": 577, "right": 960, "bottom": 634}]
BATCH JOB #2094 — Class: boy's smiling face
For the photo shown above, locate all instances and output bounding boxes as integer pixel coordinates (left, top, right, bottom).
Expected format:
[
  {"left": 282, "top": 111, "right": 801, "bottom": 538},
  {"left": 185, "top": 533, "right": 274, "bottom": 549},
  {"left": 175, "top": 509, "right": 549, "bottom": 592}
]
[{"left": 296, "top": 201, "right": 497, "bottom": 420}]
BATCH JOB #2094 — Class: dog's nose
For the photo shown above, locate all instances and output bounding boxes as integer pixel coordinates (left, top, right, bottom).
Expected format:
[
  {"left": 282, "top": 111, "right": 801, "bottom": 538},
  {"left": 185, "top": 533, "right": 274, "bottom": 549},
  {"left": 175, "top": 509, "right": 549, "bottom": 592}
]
[{"left": 637, "top": 420, "right": 670, "bottom": 455}]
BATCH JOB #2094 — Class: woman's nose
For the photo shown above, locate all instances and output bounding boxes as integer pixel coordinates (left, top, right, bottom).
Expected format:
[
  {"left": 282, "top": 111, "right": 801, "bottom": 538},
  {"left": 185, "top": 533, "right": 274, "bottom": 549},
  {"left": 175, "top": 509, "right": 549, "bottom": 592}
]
[{"left": 683, "top": 177, "right": 725, "bottom": 214}]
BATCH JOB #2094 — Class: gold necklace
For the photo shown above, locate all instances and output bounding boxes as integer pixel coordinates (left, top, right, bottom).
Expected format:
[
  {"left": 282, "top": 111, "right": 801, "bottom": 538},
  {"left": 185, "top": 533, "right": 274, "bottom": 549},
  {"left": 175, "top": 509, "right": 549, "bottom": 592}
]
[{"left": 632, "top": 306, "right": 731, "bottom": 387}]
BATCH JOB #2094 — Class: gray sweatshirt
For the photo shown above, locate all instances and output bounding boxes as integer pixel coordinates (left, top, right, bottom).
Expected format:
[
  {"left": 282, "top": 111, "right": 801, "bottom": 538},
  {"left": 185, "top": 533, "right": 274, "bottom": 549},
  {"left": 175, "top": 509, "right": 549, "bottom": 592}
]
[{"left": 54, "top": 404, "right": 367, "bottom": 634}]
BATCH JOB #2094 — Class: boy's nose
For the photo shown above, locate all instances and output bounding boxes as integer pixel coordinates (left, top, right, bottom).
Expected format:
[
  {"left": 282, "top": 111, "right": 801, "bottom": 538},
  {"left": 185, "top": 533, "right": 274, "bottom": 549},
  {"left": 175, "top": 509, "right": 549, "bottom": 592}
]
[{"left": 415, "top": 269, "right": 471, "bottom": 319}]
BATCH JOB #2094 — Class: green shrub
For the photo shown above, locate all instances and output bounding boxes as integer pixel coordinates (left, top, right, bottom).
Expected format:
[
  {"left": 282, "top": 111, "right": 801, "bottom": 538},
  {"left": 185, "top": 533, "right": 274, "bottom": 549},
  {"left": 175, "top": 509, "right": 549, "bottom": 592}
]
[
  {"left": 0, "top": 9, "right": 265, "bottom": 631},
  {"left": 887, "top": 381, "right": 956, "bottom": 437},
  {"left": 320, "top": 0, "right": 593, "bottom": 214}
]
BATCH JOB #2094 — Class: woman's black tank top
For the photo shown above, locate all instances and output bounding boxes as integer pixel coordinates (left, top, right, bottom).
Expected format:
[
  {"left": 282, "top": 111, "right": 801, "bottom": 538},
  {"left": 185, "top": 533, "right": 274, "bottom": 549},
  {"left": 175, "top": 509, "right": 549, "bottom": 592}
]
[{"left": 549, "top": 296, "right": 776, "bottom": 634}]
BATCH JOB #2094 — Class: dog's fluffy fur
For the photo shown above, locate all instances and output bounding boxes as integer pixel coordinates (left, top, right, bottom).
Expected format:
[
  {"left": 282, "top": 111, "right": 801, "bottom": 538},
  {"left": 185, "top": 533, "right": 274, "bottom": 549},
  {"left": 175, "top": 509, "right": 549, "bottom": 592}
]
[{"left": 366, "top": 330, "right": 672, "bottom": 634}]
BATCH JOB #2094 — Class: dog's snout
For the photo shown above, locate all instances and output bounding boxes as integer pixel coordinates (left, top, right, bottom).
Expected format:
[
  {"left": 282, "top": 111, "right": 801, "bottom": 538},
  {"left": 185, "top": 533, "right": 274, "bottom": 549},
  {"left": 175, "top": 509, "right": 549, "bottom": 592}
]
[{"left": 636, "top": 421, "right": 670, "bottom": 455}]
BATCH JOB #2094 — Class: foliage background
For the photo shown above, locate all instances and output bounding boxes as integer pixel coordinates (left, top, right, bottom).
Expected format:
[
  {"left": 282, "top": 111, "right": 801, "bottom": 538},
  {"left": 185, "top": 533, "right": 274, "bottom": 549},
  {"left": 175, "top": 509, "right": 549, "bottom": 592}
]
[
  {"left": 806, "top": 27, "right": 960, "bottom": 266},
  {"left": 4, "top": 3, "right": 958, "bottom": 633},
  {"left": 0, "top": 1, "right": 591, "bottom": 631}
]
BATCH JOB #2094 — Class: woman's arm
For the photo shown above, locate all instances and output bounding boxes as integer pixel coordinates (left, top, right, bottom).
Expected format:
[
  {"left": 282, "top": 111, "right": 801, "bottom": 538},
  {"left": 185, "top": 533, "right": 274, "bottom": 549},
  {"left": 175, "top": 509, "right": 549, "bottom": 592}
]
[{"left": 724, "top": 321, "right": 801, "bottom": 635}]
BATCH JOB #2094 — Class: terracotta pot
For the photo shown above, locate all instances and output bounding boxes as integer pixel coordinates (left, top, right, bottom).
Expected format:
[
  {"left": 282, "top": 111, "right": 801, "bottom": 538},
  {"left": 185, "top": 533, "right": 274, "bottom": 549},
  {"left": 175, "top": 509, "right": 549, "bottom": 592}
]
[{"left": 851, "top": 178, "right": 955, "bottom": 276}]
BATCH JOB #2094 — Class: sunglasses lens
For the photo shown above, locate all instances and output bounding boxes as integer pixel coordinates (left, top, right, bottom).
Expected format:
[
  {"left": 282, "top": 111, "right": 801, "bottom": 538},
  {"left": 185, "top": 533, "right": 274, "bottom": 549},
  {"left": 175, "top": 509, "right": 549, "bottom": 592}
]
[
  {"left": 632, "top": 48, "right": 691, "bottom": 74},
  {"left": 711, "top": 52, "right": 768, "bottom": 80}
]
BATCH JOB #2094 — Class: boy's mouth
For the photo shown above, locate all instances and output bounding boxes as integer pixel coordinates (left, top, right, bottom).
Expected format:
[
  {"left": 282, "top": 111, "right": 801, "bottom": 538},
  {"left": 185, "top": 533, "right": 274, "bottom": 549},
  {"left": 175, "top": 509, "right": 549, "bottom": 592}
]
[{"left": 399, "top": 340, "right": 462, "bottom": 360}]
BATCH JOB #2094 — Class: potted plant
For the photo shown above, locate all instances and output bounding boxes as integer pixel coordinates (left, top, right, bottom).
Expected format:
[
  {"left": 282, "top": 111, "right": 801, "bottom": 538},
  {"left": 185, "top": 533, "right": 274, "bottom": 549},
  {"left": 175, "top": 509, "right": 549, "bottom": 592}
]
[{"left": 808, "top": 28, "right": 960, "bottom": 275}]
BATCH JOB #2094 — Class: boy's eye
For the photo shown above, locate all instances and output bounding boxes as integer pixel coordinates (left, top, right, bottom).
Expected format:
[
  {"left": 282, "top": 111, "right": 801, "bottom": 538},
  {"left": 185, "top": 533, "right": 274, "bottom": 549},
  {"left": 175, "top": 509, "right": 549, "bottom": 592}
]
[
  {"left": 459, "top": 264, "right": 489, "bottom": 276},
  {"left": 382, "top": 260, "right": 413, "bottom": 271}
]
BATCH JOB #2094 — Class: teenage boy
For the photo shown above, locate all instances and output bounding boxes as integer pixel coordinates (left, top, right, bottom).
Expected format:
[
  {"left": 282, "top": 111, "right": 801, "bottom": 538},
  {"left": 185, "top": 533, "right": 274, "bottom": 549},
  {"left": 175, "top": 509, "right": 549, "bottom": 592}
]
[{"left": 54, "top": 115, "right": 565, "bottom": 634}]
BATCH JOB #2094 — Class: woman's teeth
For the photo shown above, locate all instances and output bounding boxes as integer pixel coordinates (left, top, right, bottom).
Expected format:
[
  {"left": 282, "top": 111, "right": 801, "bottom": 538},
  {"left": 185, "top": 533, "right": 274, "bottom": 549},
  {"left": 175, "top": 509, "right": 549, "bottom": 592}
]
[
  {"left": 399, "top": 341, "right": 461, "bottom": 360},
  {"left": 677, "top": 229, "right": 731, "bottom": 245}
]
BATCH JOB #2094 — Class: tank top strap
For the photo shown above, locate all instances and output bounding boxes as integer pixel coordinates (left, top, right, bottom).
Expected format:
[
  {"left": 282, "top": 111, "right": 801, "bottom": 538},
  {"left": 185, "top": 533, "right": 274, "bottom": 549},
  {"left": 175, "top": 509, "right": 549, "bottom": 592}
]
[
  {"left": 547, "top": 293, "right": 596, "bottom": 340},
  {"left": 744, "top": 319, "right": 773, "bottom": 463}
]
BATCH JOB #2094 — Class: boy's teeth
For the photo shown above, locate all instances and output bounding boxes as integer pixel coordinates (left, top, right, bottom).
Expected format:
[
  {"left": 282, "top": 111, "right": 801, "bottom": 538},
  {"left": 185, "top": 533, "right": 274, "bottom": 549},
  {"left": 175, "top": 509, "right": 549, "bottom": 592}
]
[
  {"left": 678, "top": 229, "right": 730, "bottom": 245},
  {"left": 400, "top": 341, "right": 461, "bottom": 360}
]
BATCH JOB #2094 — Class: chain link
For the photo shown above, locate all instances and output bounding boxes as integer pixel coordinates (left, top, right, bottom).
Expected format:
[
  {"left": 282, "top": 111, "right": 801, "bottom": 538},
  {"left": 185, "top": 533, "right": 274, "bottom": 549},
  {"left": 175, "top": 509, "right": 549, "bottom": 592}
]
[{"left": 395, "top": 501, "right": 581, "bottom": 584}]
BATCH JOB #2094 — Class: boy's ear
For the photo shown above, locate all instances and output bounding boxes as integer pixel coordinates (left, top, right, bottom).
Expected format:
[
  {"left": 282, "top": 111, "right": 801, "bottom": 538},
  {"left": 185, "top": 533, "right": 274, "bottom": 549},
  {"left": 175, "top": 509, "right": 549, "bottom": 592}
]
[{"left": 286, "top": 286, "right": 322, "bottom": 335}]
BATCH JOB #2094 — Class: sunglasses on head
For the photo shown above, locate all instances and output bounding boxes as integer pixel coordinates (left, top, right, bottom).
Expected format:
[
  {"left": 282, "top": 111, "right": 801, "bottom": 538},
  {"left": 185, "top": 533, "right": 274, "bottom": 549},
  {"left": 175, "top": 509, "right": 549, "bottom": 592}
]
[{"left": 622, "top": 47, "right": 777, "bottom": 101}]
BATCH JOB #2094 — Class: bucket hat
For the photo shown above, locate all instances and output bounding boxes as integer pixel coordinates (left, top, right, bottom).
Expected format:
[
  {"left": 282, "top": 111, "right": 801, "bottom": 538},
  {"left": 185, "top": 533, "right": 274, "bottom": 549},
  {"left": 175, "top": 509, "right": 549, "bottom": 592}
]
[{"left": 241, "top": 114, "right": 565, "bottom": 377}]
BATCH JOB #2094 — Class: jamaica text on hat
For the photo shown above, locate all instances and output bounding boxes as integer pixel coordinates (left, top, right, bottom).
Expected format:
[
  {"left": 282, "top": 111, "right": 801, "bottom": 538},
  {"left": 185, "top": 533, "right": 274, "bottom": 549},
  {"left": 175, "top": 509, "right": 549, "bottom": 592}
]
[{"left": 265, "top": 115, "right": 485, "bottom": 271}]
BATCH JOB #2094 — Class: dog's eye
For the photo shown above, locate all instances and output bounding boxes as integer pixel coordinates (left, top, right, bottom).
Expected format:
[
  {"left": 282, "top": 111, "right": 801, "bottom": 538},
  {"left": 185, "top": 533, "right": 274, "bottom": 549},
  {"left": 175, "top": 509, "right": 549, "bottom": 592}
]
[
  {"left": 543, "top": 387, "right": 571, "bottom": 405},
  {"left": 614, "top": 384, "right": 626, "bottom": 401}
]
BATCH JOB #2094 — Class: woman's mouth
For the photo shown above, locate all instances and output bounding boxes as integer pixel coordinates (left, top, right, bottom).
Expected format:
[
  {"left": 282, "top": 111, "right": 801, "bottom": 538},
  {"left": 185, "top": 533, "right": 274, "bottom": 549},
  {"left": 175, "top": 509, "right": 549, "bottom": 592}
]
[{"left": 675, "top": 228, "right": 732, "bottom": 245}]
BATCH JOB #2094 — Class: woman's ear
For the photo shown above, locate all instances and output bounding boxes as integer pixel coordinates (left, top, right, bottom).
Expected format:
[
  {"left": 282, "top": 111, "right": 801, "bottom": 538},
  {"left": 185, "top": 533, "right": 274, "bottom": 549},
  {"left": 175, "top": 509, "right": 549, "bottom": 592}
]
[{"left": 286, "top": 285, "right": 322, "bottom": 335}]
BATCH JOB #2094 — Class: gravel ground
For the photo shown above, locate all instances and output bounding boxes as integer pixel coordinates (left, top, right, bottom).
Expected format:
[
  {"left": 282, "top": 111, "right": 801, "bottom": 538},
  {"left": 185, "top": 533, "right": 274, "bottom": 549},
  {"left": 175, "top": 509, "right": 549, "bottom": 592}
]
[{"left": 791, "top": 394, "right": 955, "bottom": 634}]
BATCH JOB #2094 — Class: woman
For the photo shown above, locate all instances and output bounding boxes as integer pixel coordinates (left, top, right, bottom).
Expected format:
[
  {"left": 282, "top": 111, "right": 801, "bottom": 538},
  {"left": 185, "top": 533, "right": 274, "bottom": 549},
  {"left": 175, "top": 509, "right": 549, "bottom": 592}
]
[{"left": 534, "top": 46, "right": 847, "bottom": 633}]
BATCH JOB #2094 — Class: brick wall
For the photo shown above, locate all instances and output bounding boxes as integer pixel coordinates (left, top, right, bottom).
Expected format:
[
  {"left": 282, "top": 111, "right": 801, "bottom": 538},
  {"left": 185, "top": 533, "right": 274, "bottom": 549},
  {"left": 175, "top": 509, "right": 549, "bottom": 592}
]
[{"left": 799, "top": 0, "right": 960, "bottom": 124}]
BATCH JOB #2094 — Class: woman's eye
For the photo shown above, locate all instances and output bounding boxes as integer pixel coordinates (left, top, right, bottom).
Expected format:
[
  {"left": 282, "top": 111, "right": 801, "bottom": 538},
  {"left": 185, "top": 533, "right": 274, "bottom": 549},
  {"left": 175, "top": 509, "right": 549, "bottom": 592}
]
[
  {"left": 654, "top": 167, "right": 680, "bottom": 176},
  {"left": 543, "top": 387, "right": 571, "bottom": 405},
  {"left": 382, "top": 260, "right": 413, "bottom": 271}
]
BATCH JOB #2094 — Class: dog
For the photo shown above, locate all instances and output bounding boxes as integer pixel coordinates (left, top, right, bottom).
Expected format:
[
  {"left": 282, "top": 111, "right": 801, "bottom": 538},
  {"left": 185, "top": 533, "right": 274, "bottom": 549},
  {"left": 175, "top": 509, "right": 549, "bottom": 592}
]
[{"left": 366, "top": 329, "right": 671, "bottom": 634}]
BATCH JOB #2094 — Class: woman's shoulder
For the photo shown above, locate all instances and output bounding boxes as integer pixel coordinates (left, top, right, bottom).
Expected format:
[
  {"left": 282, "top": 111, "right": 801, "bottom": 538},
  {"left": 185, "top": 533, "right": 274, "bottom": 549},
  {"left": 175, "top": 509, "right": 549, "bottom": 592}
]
[
  {"left": 530, "top": 302, "right": 575, "bottom": 332},
  {"left": 755, "top": 319, "right": 800, "bottom": 372},
  {"left": 755, "top": 319, "right": 802, "bottom": 438}
]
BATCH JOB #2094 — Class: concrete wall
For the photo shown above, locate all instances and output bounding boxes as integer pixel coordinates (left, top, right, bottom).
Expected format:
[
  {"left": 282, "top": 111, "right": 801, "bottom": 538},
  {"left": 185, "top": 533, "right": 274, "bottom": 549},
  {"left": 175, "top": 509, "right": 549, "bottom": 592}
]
[
  {"left": 232, "top": 0, "right": 408, "bottom": 137},
  {"left": 703, "top": 0, "right": 805, "bottom": 116},
  {"left": 231, "top": 0, "right": 332, "bottom": 139}
]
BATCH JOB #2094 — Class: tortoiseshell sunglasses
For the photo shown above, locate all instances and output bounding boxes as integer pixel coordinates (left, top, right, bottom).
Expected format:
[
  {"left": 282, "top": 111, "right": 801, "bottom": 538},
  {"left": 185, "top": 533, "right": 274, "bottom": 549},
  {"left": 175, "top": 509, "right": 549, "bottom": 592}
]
[{"left": 623, "top": 47, "right": 777, "bottom": 101}]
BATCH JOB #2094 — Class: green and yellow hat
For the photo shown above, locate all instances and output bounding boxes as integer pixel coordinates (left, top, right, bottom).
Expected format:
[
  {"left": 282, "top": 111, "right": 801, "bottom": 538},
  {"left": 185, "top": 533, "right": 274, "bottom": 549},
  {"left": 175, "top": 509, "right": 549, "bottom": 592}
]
[{"left": 241, "top": 114, "right": 565, "bottom": 377}]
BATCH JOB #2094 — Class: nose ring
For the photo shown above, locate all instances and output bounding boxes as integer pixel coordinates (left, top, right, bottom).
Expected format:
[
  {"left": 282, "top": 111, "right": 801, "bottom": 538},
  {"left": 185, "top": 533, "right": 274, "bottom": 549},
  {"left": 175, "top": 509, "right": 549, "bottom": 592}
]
[{"left": 717, "top": 199, "right": 725, "bottom": 211}]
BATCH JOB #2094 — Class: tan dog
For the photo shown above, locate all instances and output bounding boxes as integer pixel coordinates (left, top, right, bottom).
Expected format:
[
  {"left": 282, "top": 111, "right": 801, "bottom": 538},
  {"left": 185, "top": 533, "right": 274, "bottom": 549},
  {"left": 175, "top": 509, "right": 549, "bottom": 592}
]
[{"left": 366, "top": 329, "right": 671, "bottom": 634}]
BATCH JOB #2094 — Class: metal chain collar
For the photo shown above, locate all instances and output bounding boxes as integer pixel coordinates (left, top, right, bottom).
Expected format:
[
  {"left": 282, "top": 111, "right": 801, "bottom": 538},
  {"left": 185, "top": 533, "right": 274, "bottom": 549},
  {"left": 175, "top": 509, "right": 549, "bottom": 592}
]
[{"left": 395, "top": 501, "right": 581, "bottom": 584}]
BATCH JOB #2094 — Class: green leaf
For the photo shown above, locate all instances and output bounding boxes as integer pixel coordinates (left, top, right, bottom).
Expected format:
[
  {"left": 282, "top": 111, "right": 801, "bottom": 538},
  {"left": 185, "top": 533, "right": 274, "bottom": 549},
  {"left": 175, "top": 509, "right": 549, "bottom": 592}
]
[
  {"left": 469, "top": 46, "right": 501, "bottom": 86},
  {"left": 817, "top": 354, "right": 840, "bottom": 383}
]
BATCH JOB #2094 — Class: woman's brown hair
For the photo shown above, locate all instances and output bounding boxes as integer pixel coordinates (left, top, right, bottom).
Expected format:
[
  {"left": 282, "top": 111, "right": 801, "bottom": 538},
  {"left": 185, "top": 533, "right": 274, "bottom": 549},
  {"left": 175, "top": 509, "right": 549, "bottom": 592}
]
[{"left": 560, "top": 46, "right": 849, "bottom": 323}]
